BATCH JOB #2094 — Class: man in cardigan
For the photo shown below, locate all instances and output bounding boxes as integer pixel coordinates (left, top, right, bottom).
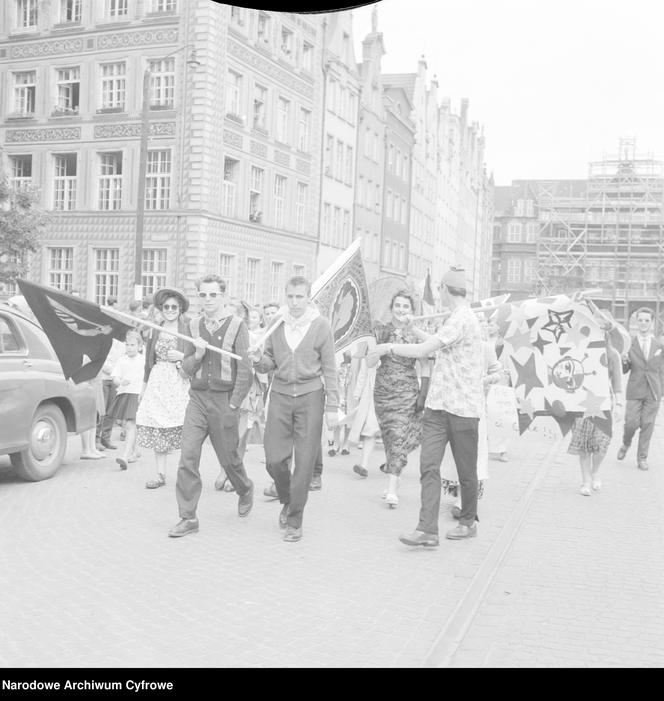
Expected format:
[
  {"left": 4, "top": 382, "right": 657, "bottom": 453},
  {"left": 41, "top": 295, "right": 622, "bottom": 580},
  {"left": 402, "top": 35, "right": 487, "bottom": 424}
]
[
  {"left": 618, "top": 307, "right": 664, "bottom": 471},
  {"left": 168, "top": 274, "right": 254, "bottom": 538},
  {"left": 248, "top": 277, "right": 339, "bottom": 542}
]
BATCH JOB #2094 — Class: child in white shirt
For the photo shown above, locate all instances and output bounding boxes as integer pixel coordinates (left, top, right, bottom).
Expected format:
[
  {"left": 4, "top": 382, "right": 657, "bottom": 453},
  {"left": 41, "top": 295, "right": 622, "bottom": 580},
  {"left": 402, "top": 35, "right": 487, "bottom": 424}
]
[{"left": 107, "top": 330, "right": 144, "bottom": 470}]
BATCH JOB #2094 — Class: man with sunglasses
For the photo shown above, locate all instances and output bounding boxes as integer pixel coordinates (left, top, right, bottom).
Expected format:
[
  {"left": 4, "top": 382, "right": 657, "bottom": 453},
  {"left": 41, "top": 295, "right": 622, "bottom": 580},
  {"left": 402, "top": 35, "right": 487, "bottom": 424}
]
[{"left": 168, "top": 274, "right": 254, "bottom": 538}]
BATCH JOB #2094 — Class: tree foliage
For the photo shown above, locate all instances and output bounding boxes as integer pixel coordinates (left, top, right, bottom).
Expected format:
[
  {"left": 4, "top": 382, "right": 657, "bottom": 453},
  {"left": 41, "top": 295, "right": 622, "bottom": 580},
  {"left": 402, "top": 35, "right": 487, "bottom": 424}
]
[{"left": 0, "top": 173, "right": 50, "bottom": 286}]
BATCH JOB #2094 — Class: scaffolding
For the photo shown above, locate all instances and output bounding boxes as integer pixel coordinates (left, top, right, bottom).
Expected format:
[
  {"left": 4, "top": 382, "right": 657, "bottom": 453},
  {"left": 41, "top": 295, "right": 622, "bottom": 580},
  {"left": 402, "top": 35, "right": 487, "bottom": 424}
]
[{"left": 535, "top": 139, "right": 664, "bottom": 330}]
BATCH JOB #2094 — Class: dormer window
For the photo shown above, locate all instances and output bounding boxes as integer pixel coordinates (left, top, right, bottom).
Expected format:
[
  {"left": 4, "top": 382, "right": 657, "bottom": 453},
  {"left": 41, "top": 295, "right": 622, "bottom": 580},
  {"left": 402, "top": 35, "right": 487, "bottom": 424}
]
[
  {"left": 257, "top": 13, "right": 270, "bottom": 44},
  {"left": 281, "top": 27, "right": 293, "bottom": 57}
]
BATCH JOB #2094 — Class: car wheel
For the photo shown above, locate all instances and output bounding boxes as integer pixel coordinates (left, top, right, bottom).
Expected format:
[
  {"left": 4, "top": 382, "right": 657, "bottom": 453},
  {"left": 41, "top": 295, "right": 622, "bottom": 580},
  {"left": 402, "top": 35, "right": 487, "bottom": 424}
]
[{"left": 10, "top": 403, "right": 67, "bottom": 481}]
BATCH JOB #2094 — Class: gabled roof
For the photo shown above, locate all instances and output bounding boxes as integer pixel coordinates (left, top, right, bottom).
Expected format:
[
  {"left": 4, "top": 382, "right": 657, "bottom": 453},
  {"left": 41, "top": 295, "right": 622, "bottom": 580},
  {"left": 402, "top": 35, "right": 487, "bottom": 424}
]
[{"left": 381, "top": 73, "right": 416, "bottom": 100}]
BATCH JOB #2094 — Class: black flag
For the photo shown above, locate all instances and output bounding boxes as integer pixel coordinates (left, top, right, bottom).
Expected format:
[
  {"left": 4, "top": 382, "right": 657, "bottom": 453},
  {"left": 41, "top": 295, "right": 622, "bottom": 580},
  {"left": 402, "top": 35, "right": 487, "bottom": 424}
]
[{"left": 17, "top": 279, "right": 134, "bottom": 384}]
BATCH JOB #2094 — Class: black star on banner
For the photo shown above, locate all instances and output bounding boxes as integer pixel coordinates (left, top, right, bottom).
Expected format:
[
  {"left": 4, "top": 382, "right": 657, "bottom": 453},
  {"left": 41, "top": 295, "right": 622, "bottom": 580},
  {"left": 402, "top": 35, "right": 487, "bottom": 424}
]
[
  {"left": 532, "top": 333, "right": 551, "bottom": 355},
  {"left": 512, "top": 352, "right": 544, "bottom": 397},
  {"left": 541, "top": 309, "right": 574, "bottom": 343},
  {"left": 525, "top": 316, "right": 539, "bottom": 329},
  {"left": 544, "top": 399, "right": 577, "bottom": 436}
]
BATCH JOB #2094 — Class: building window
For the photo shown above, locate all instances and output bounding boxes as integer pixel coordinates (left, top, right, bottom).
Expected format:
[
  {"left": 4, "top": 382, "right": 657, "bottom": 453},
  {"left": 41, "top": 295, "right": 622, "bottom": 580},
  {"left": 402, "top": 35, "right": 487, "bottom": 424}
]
[
  {"left": 348, "top": 92, "right": 357, "bottom": 123},
  {"left": 333, "top": 206, "right": 341, "bottom": 248},
  {"left": 386, "top": 190, "right": 393, "bottom": 219},
  {"left": 253, "top": 84, "right": 267, "bottom": 130},
  {"left": 107, "top": 0, "right": 128, "bottom": 18},
  {"left": 48, "top": 247, "right": 73, "bottom": 292},
  {"left": 375, "top": 183, "right": 381, "bottom": 214},
  {"left": 342, "top": 32, "right": 350, "bottom": 64},
  {"left": 280, "top": 27, "right": 293, "bottom": 58},
  {"left": 270, "top": 262, "right": 284, "bottom": 301},
  {"left": 372, "top": 232, "right": 379, "bottom": 263},
  {"left": 218, "top": 254, "right": 236, "bottom": 294},
  {"left": 325, "top": 134, "right": 334, "bottom": 176},
  {"left": 12, "top": 71, "right": 36, "bottom": 116},
  {"left": 152, "top": 0, "right": 177, "bottom": 12},
  {"left": 145, "top": 150, "right": 171, "bottom": 210},
  {"left": 293, "top": 264, "right": 305, "bottom": 277},
  {"left": 55, "top": 67, "right": 80, "bottom": 114},
  {"left": 403, "top": 155, "right": 409, "bottom": 181},
  {"left": 383, "top": 239, "right": 391, "bottom": 267},
  {"left": 274, "top": 175, "right": 286, "bottom": 229},
  {"left": 59, "top": 0, "right": 81, "bottom": 23},
  {"left": 298, "top": 108, "right": 311, "bottom": 152},
  {"left": 149, "top": 58, "right": 175, "bottom": 109},
  {"left": 364, "top": 127, "right": 371, "bottom": 158},
  {"left": 365, "top": 179, "right": 373, "bottom": 209},
  {"left": 373, "top": 132, "right": 379, "bottom": 162},
  {"left": 339, "top": 86, "right": 346, "bottom": 120},
  {"left": 387, "top": 143, "right": 394, "bottom": 171},
  {"left": 230, "top": 6, "right": 246, "bottom": 27},
  {"left": 245, "top": 258, "right": 260, "bottom": 303},
  {"left": 523, "top": 258, "right": 537, "bottom": 283},
  {"left": 302, "top": 42, "right": 313, "bottom": 71},
  {"left": 100, "top": 62, "right": 126, "bottom": 111},
  {"left": 93, "top": 248, "right": 119, "bottom": 306},
  {"left": 345, "top": 145, "right": 353, "bottom": 185},
  {"left": 249, "top": 166, "right": 264, "bottom": 222},
  {"left": 295, "top": 182, "right": 307, "bottom": 233},
  {"left": 257, "top": 12, "right": 270, "bottom": 45},
  {"left": 399, "top": 244, "right": 406, "bottom": 271},
  {"left": 401, "top": 197, "right": 408, "bottom": 226},
  {"left": 507, "top": 222, "right": 522, "bottom": 243},
  {"left": 98, "top": 152, "right": 123, "bottom": 210},
  {"left": 394, "top": 196, "right": 401, "bottom": 224},
  {"left": 222, "top": 157, "right": 239, "bottom": 218},
  {"left": 342, "top": 210, "right": 350, "bottom": 248},
  {"left": 328, "top": 78, "right": 337, "bottom": 113},
  {"left": 9, "top": 155, "right": 32, "bottom": 190},
  {"left": 142, "top": 249, "right": 167, "bottom": 296},
  {"left": 395, "top": 149, "right": 402, "bottom": 178},
  {"left": 15, "top": 0, "right": 38, "bottom": 29},
  {"left": 507, "top": 258, "right": 521, "bottom": 284},
  {"left": 525, "top": 221, "right": 539, "bottom": 243},
  {"left": 335, "top": 139, "right": 344, "bottom": 180},
  {"left": 226, "top": 70, "right": 242, "bottom": 117},
  {"left": 53, "top": 153, "right": 77, "bottom": 211},
  {"left": 358, "top": 177, "right": 365, "bottom": 208},
  {"left": 322, "top": 203, "right": 331, "bottom": 244},
  {"left": 277, "top": 97, "right": 290, "bottom": 144}
]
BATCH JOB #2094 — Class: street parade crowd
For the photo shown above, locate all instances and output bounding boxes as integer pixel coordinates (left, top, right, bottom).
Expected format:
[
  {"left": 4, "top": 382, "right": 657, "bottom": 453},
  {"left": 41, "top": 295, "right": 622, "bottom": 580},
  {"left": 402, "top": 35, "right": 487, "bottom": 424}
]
[{"left": 12, "top": 266, "right": 663, "bottom": 546}]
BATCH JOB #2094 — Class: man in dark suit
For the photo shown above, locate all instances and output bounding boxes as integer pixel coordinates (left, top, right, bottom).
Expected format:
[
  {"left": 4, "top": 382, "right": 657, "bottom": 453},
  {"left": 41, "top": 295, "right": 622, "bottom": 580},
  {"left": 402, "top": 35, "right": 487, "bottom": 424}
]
[{"left": 618, "top": 307, "right": 664, "bottom": 471}]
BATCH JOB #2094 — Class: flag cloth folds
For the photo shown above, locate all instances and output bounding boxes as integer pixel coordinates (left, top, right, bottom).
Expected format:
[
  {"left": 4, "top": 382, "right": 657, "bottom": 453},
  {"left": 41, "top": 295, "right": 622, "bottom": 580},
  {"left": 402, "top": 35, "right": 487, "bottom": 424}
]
[
  {"left": 493, "top": 293, "right": 617, "bottom": 437},
  {"left": 422, "top": 269, "right": 435, "bottom": 307},
  {"left": 17, "top": 279, "right": 134, "bottom": 384},
  {"left": 311, "top": 238, "right": 374, "bottom": 358}
]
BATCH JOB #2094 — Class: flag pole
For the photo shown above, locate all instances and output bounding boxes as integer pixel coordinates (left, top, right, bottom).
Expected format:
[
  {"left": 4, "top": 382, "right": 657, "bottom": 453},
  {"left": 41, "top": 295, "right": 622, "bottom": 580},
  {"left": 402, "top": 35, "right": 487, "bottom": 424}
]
[
  {"left": 412, "top": 301, "right": 506, "bottom": 322},
  {"left": 100, "top": 306, "right": 242, "bottom": 360}
]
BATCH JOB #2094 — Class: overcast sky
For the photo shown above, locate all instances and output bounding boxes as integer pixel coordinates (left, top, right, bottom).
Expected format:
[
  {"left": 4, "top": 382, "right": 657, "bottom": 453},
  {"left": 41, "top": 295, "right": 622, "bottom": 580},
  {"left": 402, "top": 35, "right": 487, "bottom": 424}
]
[{"left": 348, "top": 0, "right": 664, "bottom": 185}]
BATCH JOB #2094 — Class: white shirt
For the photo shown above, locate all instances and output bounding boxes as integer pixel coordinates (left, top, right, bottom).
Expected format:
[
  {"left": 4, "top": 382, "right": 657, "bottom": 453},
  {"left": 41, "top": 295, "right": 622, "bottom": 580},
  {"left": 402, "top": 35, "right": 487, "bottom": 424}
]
[
  {"left": 284, "top": 321, "right": 313, "bottom": 351},
  {"left": 111, "top": 354, "right": 145, "bottom": 395},
  {"left": 639, "top": 334, "right": 652, "bottom": 359}
]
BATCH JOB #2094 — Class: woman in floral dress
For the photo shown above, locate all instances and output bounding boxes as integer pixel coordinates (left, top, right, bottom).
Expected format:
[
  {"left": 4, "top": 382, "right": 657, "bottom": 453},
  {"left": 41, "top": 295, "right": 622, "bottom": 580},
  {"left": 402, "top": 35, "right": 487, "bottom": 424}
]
[
  {"left": 367, "top": 290, "right": 429, "bottom": 508},
  {"left": 136, "top": 288, "right": 191, "bottom": 489}
]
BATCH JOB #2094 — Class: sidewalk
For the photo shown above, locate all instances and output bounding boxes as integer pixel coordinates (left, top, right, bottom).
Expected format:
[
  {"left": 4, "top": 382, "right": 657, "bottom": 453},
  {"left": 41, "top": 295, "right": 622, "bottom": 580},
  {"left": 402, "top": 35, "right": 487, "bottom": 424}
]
[
  {"left": 449, "top": 410, "right": 664, "bottom": 667},
  {"left": 0, "top": 420, "right": 558, "bottom": 668}
]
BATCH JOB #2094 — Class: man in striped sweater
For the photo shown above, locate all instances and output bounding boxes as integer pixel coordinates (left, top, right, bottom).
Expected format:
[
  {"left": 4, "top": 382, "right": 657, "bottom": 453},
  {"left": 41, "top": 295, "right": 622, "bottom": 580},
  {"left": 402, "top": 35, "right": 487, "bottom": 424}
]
[{"left": 249, "top": 276, "right": 339, "bottom": 542}]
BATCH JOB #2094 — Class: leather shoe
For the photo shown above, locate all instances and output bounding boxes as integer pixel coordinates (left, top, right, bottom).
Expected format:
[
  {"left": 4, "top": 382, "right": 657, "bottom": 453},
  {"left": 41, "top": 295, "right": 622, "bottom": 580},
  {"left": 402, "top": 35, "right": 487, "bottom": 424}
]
[
  {"left": 101, "top": 439, "right": 117, "bottom": 450},
  {"left": 278, "top": 503, "right": 289, "bottom": 529},
  {"left": 398, "top": 530, "right": 439, "bottom": 547},
  {"left": 309, "top": 474, "right": 322, "bottom": 491},
  {"left": 95, "top": 441, "right": 106, "bottom": 451},
  {"left": 353, "top": 464, "right": 368, "bottom": 478},
  {"left": 446, "top": 524, "right": 477, "bottom": 540},
  {"left": 638, "top": 459, "right": 649, "bottom": 471},
  {"left": 238, "top": 481, "right": 254, "bottom": 517},
  {"left": 617, "top": 445, "right": 628, "bottom": 460},
  {"left": 168, "top": 518, "right": 199, "bottom": 538},
  {"left": 263, "top": 482, "right": 278, "bottom": 499},
  {"left": 283, "top": 526, "right": 302, "bottom": 542}
]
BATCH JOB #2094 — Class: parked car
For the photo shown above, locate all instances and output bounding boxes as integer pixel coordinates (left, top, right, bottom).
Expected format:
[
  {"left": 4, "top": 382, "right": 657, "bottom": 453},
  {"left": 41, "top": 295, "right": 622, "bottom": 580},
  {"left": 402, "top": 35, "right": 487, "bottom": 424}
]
[{"left": 0, "top": 303, "right": 96, "bottom": 481}]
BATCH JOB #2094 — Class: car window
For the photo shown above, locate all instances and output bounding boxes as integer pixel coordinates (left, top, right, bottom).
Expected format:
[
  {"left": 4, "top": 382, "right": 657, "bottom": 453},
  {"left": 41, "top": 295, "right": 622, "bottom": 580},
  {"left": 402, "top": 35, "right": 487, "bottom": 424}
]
[{"left": 0, "top": 317, "right": 20, "bottom": 353}]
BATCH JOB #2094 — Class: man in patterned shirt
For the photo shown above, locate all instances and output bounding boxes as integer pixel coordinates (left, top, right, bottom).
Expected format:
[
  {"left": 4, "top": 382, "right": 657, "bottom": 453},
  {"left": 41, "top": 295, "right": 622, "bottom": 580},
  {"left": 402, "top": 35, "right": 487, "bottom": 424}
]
[{"left": 371, "top": 267, "right": 483, "bottom": 546}]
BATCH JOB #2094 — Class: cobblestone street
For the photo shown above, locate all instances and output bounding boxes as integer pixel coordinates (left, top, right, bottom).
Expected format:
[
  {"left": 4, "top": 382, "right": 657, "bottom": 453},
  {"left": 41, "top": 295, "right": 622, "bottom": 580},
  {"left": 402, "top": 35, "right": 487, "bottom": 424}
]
[{"left": 3, "top": 412, "right": 661, "bottom": 668}]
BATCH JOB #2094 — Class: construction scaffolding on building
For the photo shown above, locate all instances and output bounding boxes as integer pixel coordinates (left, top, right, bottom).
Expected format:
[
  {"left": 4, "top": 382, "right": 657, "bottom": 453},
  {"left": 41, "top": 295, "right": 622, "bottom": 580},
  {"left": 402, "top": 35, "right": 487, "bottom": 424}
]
[{"left": 535, "top": 138, "right": 664, "bottom": 330}]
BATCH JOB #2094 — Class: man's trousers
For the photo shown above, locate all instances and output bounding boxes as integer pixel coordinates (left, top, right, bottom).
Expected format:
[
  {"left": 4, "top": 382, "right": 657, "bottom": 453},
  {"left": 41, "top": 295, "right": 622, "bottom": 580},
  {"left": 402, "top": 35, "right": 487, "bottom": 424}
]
[
  {"left": 96, "top": 379, "right": 117, "bottom": 442},
  {"left": 264, "top": 389, "right": 325, "bottom": 529},
  {"left": 175, "top": 389, "right": 252, "bottom": 520},
  {"left": 417, "top": 408, "right": 479, "bottom": 533},
  {"left": 623, "top": 396, "right": 660, "bottom": 459}
]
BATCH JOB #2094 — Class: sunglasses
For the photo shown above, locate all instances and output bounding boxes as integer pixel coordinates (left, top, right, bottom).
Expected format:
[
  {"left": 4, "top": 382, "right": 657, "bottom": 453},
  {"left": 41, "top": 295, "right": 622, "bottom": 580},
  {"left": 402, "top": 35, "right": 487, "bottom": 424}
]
[
  {"left": 162, "top": 304, "right": 179, "bottom": 311},
  {"left": 198, "top": 292, "right": 219, "bottom": 298}
]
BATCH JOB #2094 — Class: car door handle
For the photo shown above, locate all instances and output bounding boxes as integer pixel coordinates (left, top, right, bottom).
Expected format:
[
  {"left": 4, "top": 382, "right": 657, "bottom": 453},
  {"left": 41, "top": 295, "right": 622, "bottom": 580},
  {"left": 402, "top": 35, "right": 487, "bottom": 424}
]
[{"left": 23, "top": 359, "right": 33, "bottom": 368}]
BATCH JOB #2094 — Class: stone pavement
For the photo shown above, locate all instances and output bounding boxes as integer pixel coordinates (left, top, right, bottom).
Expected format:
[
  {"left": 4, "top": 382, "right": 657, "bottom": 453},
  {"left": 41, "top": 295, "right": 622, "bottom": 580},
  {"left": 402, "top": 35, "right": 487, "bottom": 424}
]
[
  {"left": 0, "top": 410, "right": 660, "bottom": 668},
  {"left": 449, "top": 409, "right": 664, "bottom": 668}
]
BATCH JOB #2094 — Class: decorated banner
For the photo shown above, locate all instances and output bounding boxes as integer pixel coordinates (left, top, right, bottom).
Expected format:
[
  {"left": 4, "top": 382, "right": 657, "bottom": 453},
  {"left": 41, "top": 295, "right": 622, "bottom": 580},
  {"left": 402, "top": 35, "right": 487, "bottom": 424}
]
[
  {"left": 311, "top": 238, "right": 374, "bottom": 360},
  {"left": 494, "top": 293, "right": 617, "bottom": 436}
]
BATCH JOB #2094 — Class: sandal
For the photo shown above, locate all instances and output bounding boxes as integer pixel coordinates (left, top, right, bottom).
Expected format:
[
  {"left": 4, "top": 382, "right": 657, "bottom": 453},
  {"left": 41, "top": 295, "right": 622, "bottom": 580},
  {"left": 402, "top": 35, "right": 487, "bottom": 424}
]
[{"left": 146, "top": 475, "right": 166, "bottom": 489}]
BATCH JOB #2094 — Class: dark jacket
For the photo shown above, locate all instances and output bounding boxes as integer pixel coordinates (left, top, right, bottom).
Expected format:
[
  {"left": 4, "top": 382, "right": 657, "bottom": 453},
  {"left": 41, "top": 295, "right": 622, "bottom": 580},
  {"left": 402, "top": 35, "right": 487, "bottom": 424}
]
[
  {"left": 622, "top": 335, "right": 664, "bottom": 401},
  {"left": 143, "top": 316, "right": 190, "bottom": 383}
]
